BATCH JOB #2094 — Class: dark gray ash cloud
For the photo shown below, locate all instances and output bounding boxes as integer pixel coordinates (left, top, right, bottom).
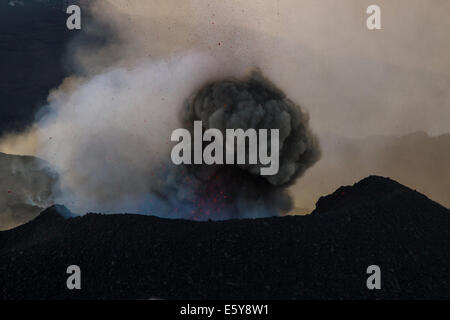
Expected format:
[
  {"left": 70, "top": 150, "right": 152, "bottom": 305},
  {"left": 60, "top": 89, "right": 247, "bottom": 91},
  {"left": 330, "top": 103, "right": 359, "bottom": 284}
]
[
  {"left": 152, "top": 71, "right": 321, "bottom": 220},
  {"left": 183, "top": 70, "right": 321, "bottom": 186}
]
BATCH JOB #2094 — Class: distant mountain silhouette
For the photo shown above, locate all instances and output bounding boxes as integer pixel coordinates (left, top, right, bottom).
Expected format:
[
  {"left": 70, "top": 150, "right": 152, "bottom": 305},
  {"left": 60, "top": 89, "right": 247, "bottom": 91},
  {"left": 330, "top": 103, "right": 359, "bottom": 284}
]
[
  {"left": 0, "top": 152, "right": 57, "bottom": 231},
  {"left": 313, "top": 175, "right": 447, "bottom": 215},
  {"left": 292, "top": 131, "right": 450, "bottom": 211},
  {"left": 1, "top": 176, "right": 448, "bottom": 299}
]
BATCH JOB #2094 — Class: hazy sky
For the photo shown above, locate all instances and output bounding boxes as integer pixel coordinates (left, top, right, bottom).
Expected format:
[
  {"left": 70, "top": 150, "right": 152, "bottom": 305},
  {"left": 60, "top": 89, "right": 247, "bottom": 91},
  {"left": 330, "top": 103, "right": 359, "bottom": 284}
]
[
  {"left": 102, "top": 0, "right": 450, "bottom": 137},
  {"left": 98, "top": 0, "right": 450, "bottom": 211}
]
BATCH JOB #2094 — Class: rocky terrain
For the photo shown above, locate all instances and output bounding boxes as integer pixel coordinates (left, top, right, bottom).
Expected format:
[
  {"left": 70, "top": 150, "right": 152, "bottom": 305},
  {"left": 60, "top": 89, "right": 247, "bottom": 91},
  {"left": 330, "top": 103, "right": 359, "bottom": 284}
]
[{"left": 0, "top": 176, "right": 448, "bottom": 300}]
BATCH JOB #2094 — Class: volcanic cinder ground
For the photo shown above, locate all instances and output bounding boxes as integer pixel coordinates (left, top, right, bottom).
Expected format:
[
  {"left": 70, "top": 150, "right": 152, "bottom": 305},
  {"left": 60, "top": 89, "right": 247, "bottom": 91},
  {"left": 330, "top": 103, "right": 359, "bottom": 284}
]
[{"left": 1, "top": 176, "right": 449, "bottom": 299}]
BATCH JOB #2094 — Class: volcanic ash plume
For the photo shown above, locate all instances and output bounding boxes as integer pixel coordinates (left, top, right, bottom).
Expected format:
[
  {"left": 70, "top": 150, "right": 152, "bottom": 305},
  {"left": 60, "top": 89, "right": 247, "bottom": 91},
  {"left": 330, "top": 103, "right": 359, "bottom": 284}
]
[{"left": 153, "top": 71, "right": 321, "bottom": 220}]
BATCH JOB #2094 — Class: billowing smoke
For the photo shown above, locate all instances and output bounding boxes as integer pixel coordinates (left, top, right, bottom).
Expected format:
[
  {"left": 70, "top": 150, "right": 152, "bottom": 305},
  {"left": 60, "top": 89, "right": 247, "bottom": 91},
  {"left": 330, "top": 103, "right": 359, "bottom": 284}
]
[
  {"left": 184, "top": 71, "right": 320, "bottom": 186},
  {"left": 13, "top": 0, "right": 450, "bottom": 221},
  {"left": 31, "top": 52, "right": 236, "bottom": 216},
  {"left": 8, "top": 53, "right": 319, "bottom": 220},
  {"left": 0, "top": 0, "right": 322, "bottom": 221},
  {"left": 0, "top": 0, "right": 323, "bottom": 221},
  {"left": 152, "top": 71, "right": 321, "bottom": 219}
]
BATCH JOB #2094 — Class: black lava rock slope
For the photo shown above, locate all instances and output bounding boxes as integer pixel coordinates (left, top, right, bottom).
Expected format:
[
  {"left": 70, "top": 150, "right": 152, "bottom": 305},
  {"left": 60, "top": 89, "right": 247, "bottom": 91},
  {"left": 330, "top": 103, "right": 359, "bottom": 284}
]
[{"left": 0, "top": 176, "right": 449, "bottom": 299}]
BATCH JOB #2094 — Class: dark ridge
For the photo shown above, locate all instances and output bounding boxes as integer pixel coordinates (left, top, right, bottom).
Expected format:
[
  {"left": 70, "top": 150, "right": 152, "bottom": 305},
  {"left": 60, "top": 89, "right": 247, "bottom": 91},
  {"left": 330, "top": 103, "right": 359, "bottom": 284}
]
[
  {"left": 312, "top": 175, "right": 447, "bottom": 215},
  {"left": 35, "top": 204, "right": 76, "bottom": 220},
  {"left": 0, "top": 176, "right": 449, "bottom": 299}
]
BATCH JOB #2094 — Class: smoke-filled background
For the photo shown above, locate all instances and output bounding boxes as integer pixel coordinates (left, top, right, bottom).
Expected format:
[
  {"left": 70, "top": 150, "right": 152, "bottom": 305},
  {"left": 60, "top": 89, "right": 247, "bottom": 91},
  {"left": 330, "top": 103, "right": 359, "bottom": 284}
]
[{"left": 0, "top": 0, "right": 449, "bottom": 227}]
